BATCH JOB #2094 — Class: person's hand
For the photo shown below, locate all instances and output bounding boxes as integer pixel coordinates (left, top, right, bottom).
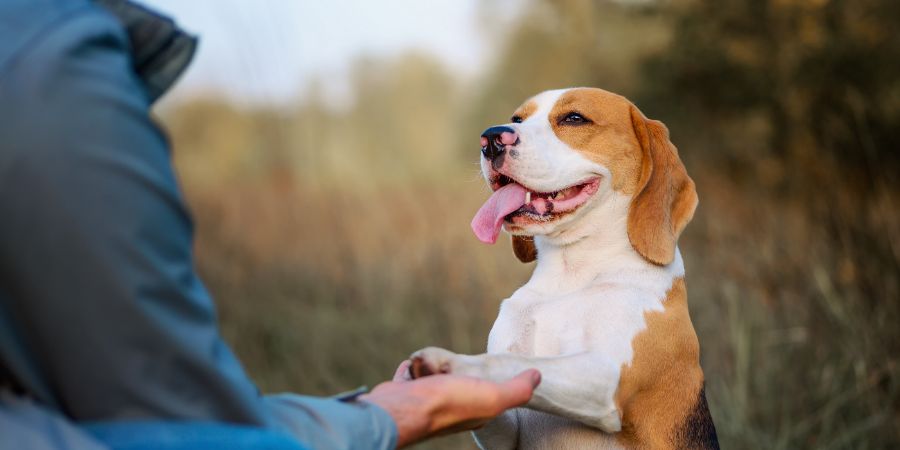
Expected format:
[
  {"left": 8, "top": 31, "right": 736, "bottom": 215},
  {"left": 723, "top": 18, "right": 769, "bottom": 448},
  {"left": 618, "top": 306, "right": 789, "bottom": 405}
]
[{"left": 359, "top": 360, "right": 540, "bottom": 448}]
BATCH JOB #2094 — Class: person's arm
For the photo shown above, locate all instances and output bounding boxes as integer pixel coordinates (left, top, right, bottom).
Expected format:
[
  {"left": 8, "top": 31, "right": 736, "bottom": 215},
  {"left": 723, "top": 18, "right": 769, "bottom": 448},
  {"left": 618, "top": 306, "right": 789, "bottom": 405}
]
[
  {"left": 0, "top": 3, "right": 395, "bottom": 448},
  {"left": 0, "top": 3, "right": 538, "bottom": 450}
]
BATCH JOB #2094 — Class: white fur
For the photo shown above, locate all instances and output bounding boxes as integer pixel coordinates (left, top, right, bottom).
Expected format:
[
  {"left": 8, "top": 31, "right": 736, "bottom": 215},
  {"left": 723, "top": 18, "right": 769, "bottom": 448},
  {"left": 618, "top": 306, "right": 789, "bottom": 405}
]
[{"left": 412, "top": 89, "right": 682, "bottom": 449}]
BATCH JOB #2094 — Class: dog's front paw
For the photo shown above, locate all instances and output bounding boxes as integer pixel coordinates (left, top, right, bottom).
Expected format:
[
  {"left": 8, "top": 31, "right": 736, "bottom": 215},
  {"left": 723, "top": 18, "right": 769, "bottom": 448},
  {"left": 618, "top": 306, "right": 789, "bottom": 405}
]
[{"left": 408, "top": 347, "right": 460, "bottom": 379}]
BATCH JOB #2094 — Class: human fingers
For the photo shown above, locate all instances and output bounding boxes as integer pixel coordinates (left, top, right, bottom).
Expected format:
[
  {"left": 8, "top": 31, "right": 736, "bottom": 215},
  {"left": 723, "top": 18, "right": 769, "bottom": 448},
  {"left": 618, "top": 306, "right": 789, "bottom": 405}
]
[
  {"left": 492, "top": 369, "right": 541, "bottom": 409},
  {"left": 426, "top": 369, "right": 541, "bottom": 432}
]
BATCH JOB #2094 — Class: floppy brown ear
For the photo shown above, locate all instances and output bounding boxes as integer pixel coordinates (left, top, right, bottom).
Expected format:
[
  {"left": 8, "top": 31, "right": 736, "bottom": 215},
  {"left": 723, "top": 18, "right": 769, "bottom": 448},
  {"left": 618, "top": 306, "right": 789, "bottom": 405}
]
[
  {"left": 627, "top": 105, "right": 698, "bottom": 266},
  {"left": 512, "top": 235, "right": 537, "bottom": 263}
]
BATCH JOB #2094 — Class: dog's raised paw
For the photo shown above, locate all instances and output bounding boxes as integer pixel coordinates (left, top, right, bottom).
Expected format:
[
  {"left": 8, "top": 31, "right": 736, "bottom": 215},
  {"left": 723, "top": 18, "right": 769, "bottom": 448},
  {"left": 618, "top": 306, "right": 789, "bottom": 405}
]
[{"left": 409, "top": 347, "right": 456, "bottom": 379}]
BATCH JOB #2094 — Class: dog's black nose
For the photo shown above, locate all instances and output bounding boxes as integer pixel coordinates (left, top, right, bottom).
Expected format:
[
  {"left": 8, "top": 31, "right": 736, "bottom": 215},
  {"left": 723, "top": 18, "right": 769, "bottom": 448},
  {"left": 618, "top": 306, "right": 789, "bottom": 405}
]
[{"left": 481, "top": 126, "right": 518, "bottom": 160}]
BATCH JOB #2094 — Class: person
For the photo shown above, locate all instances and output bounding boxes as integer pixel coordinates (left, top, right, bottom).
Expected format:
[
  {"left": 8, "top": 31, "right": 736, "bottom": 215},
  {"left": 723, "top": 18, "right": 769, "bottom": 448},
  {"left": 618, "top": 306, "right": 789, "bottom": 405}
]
[{"left": 0, "top": 1, "right": 540, "bottom": 449}]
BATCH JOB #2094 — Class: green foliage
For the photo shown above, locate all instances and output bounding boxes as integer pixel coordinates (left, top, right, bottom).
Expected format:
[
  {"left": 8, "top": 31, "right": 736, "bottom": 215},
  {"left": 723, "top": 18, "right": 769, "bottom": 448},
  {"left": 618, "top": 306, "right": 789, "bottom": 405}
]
[{"left": 643, "top": 0, "right": 900, "bottom": 172}]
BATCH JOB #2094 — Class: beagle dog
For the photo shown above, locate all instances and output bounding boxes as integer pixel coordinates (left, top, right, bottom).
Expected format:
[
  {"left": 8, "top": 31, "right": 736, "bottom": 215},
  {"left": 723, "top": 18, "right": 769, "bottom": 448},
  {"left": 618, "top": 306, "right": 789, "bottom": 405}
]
[{"left": 409, "top": 88, "right": 718, "bottom": 449}]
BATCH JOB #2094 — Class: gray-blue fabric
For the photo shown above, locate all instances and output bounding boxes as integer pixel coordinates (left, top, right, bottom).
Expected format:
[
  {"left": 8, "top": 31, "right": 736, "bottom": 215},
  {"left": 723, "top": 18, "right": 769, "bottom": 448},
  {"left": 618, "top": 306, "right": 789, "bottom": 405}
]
[{"left": 0, "top": 1, "right": 397, "bottom": 448}]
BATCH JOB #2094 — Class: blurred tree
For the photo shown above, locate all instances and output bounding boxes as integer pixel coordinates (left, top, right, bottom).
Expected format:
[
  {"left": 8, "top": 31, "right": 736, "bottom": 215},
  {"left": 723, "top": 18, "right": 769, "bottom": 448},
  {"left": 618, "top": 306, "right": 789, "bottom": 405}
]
[
  {"left": 641, "top": 0, "right": 900, "bottom": 183},
  {"left": 283, "top": 54, "right": 462, "bottom": 186},
  {"left": 341, "top": 53, "right": 461, "bottom": 183}
]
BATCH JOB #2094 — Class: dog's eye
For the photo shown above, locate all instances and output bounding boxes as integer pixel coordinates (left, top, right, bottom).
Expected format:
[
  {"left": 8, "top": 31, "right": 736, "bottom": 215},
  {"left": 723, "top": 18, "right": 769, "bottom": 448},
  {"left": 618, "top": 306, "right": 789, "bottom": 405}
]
[
  {"left": 511, "top": 116, "right": 523, "bottom": 124},
  {"left": 562, "top": 112, "right": 589, "bottom": 124}
]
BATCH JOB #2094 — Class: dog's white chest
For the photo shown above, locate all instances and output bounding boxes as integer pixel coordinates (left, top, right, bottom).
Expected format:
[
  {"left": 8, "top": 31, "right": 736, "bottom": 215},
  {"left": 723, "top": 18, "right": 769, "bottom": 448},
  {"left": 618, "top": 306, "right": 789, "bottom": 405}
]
[
  {"left": 486, "top": 282, "right": 666, "bottom": 365},
  {"left": 478, "top": 279, "right": 676, "bottom": 449}
]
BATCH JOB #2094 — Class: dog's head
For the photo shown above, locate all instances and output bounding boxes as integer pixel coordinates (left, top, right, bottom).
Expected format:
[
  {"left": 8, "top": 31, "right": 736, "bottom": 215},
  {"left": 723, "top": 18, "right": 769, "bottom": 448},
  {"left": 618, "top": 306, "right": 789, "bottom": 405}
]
[{"left": 471, "top": 88, "right": 697, "bottom": 266}]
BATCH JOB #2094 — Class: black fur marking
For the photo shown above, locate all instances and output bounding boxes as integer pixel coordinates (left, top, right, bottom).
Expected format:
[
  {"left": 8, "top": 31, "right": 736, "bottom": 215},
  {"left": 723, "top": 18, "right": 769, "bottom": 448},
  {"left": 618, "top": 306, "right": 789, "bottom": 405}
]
[
  {"left": 492, "top": 150, "right": 507, "bottom": 170},
  {"left": 677, "top": 386, "right": 719, "bottom": 449}
]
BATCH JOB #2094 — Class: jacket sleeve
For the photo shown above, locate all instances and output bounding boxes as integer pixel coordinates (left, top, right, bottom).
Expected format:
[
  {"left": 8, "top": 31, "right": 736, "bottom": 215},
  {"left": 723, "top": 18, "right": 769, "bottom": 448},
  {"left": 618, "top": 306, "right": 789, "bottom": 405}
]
[{"left": 0, "top": 3, "right": 396, "bottom": 449}]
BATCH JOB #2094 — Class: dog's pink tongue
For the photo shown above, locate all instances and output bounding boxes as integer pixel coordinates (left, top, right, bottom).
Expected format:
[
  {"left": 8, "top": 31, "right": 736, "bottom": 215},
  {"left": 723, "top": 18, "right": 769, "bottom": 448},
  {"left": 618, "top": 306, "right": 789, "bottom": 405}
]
[{"left": 471, "top": 183, "right": 527, "bottom": 244}]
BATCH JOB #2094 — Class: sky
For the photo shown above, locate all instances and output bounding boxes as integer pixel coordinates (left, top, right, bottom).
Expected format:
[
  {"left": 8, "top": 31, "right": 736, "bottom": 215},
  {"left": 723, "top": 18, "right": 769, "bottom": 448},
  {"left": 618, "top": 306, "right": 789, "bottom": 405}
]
[{"left": 143, "top": 0, "right": 496, "bottom": 107}]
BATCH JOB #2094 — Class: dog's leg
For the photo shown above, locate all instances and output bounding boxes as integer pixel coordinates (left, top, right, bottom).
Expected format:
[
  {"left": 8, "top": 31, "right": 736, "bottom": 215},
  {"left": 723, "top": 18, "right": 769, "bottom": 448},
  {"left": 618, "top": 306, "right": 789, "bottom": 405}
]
[
  {"left": 472, "top": 409, "right": 519, "bottom": 450},
  {"left": 411, "top": 347, "right": 622, "bottom": 433}
]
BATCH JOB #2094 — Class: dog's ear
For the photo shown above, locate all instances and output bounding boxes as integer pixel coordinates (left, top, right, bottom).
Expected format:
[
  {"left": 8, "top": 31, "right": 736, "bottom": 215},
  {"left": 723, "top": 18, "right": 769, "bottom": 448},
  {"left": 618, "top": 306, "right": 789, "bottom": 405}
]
[
  {"left": 512, "top": 235, "right": 537, "bottom": 263},
  {"left": 627, "top": 105, "right": 698, "bottom": 266}
]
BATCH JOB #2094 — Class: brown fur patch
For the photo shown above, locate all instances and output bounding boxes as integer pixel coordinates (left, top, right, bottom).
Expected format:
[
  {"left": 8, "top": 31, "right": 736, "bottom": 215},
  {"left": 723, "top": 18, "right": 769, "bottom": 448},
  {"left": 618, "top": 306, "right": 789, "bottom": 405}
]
[
  {"left": 548, "top": 88, "right": 645, "bottom": 194},
  {"left": 627, "top": 107, "right": 698, "bottom": 266},
  {"left": 511, "top": 235, "right": 537, "bottom": 263},
  {"left": 613, "top": 278, "right": 715, "bottom": 449},
  {"left": 513, "top": 100, "right": 539, "bottom": 122}
]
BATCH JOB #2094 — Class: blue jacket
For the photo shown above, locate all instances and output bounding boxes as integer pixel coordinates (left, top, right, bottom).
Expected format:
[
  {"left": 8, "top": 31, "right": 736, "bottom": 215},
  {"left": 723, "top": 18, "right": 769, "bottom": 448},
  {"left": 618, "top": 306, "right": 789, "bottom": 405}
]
[{"left": 0, "top": 1, "right": 396, "bottom": 448}]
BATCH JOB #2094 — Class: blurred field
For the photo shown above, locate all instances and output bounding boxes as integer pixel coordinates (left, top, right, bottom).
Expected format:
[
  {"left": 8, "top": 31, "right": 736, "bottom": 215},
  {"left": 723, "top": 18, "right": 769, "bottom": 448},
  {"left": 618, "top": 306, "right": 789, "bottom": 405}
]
[{"left": 158, "top": 0, "right": 899, "bottom": 448}]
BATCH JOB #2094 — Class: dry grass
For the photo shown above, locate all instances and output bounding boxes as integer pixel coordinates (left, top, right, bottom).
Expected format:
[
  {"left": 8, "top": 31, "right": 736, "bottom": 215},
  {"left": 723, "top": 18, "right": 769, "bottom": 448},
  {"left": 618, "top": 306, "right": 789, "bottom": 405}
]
[
  {"left": 168, "top": 154, "right": 898, "bottom": 449},
  {"left": 183, "top": 178, "right": 533, "bottom": 449}
]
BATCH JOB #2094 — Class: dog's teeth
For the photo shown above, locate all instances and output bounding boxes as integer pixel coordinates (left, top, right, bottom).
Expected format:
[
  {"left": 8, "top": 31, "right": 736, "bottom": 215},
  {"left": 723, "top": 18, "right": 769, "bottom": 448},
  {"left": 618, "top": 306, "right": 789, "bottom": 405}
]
[{"left": 525, "top": 191, "right": 532, "bottom": 203}]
